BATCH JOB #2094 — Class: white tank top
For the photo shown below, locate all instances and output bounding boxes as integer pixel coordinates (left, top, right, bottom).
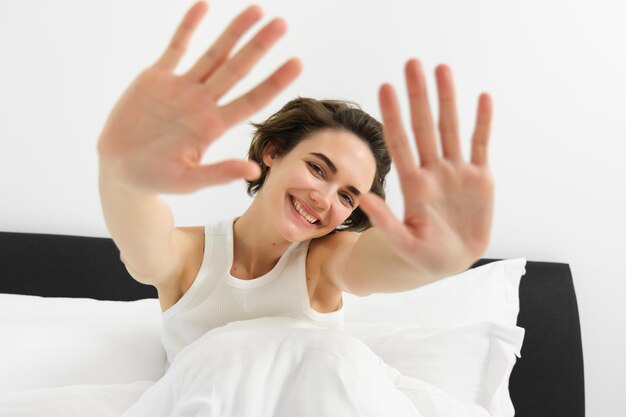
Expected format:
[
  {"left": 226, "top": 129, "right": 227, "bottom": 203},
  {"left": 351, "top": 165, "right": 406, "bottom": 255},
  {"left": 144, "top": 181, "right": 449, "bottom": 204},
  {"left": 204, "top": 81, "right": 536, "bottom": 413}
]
[{"left": 160, "top": 217, "right": 344, "bottom": 368}]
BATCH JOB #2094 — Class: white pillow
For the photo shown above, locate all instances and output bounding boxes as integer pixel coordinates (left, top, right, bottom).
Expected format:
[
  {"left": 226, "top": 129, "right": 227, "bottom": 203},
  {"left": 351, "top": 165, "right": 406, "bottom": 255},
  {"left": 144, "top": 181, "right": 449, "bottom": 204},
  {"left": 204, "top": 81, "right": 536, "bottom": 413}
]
[
  {"left": 0, "top": 295, "right": 165, "bottom": 393},
  {"left": 344, "top": 322, "right": 524, "bottom": 417},
  {"left": 342, "top": 258, "right": 526, "bottom": 326},
  {"left": 342, "top": 258, "right": 527, "bottom": 417}
]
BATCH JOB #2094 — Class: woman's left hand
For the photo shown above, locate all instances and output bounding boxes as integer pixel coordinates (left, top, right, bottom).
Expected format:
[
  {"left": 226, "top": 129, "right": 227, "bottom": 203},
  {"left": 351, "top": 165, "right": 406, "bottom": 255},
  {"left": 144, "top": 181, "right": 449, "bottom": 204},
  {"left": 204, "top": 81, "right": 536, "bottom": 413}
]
[{"left": 359, "top": 59, "right": 494, "bottom": 275}]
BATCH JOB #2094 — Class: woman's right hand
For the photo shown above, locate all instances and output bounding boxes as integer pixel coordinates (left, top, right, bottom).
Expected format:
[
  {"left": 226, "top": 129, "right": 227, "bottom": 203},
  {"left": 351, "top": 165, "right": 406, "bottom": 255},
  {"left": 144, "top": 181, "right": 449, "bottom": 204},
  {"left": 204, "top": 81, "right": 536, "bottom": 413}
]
[{"left": 97, "top": 1, "right": 302, "bottom": 194}]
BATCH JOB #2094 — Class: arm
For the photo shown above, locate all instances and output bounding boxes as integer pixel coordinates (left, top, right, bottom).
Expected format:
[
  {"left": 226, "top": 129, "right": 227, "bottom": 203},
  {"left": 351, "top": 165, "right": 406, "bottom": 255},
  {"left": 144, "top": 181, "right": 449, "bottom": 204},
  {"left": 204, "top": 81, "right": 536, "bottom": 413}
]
[
  {"left": 321, "top": 229, "right": 447, "bottom": 296},
  {"left": 97, "top": 2, "right": 301, "bottom": 285},
  {"left": 324, "top": 60, "right": 494, "bottom": 296},
  {"left": 98, "top": 167, "right": 179, "bottom": 285}
]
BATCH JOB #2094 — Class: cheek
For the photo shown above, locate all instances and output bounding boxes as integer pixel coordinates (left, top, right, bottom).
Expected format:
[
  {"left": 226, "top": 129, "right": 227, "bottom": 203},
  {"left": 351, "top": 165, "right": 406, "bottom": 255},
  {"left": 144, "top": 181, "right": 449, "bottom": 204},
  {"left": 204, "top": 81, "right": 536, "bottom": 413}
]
[
  {"left": 283, "top": 164, "right": 314, "bottom": 187},
  {"left": 330, "top": 204, "right": 354, "bottom": 227}
]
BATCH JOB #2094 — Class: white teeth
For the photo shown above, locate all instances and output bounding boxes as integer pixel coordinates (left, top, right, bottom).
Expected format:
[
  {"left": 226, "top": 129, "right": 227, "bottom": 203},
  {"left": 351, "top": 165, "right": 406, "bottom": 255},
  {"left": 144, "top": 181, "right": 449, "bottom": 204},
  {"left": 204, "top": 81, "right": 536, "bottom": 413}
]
[{"left": 291, "top": 197, "right": 317, "bottom": 224}]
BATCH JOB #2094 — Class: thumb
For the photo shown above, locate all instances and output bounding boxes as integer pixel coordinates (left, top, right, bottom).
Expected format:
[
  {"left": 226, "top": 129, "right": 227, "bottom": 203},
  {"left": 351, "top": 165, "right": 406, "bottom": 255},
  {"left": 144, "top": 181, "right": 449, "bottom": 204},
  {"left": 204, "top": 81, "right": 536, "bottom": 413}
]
[
  {"left": 190, "top": 159, "right": 261, "bottom": 189},
  {"left": 359, "top": 192, "right": 412, "bottom": 249}
]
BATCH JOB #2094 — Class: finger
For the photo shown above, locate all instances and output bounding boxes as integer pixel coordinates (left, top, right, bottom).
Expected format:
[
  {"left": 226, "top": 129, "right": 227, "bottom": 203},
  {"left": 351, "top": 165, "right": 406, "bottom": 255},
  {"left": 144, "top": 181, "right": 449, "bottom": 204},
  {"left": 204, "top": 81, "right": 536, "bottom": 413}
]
[
  {"left": 187, "top": 159, "right": 261, "bottom": 189},
  {"left": 221, "top": 57, "right": 302, "bottom": 127},
  {"left": 379, "top": 83, "right": 419, "bottom": 198},
  {"left": 184, "top": 5, "right": 264, "bottom": 82},
  {"left": 153, "top": 1, "right": 209, "bottom": 72},
  {"left": 405, "top": 59, "right": 439, "bottom": 166},
  {"left": 435, "top": 64, "right": 462, "bottom": 162},
  {"left": 358, "top": 193, "right": 414, "bottom": 249},
  {"left": 470, "top": 93, "right": 493, "bottom": 166},
  {"left": 204, "top": 17, "right": 288, "bottom": 101}
]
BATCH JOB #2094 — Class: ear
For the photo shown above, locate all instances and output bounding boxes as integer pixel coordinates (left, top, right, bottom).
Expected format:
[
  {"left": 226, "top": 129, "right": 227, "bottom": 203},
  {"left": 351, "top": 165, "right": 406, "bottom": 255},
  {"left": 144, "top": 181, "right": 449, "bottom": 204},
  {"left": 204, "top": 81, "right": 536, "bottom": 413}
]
[{"left": 262, "top": 141, "right": 279, "bottom": 167}]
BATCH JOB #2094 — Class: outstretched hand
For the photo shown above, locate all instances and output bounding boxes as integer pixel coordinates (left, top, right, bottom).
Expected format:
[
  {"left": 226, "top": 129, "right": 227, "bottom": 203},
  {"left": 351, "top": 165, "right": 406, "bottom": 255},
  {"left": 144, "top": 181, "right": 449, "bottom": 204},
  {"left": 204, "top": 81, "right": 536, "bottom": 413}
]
[
  {"left": 97, "top": 1, "right": 302, "bottom": 194},
  {"left": 359, "top": 59, "right": 494, "bottom": 274}
]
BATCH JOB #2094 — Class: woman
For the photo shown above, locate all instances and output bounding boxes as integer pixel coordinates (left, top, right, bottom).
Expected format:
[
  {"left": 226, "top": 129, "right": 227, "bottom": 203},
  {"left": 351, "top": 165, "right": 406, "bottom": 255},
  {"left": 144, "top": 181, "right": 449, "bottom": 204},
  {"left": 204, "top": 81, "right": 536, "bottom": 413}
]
[{"left": 97, "top": 1, "right": 494, "bottom": 368}]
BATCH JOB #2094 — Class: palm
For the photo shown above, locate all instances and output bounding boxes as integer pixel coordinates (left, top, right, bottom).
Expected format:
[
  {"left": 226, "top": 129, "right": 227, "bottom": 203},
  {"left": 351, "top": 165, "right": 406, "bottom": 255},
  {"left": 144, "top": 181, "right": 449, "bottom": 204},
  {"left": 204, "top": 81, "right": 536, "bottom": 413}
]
[
  {"left": 97, "top": 2, "right": 301, "bottom": 194},
  {"left": 400, "top": 155, "right": 494, "bottom": 271},
  {"left": 360, "top": 60, "right": 494, "bottom": 274},
  {"left": 99, "top": 69, "right": 225, "bottom": 193}
]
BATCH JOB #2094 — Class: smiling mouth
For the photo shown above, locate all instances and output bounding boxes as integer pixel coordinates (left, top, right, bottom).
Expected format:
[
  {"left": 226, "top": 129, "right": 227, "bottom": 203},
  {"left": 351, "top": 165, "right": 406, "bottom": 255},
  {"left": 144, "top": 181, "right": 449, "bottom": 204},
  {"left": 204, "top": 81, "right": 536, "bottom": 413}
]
[{"left": 290, "top": 196, "right": 320, "bottom": 225}]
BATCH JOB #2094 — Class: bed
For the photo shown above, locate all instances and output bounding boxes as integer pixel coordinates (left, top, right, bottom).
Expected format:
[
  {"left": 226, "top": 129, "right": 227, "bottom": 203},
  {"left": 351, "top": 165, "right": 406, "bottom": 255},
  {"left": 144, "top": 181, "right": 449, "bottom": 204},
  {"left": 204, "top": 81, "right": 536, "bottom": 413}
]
[{"left": 0, "top": 230, "right": 585, "bottom": 417}]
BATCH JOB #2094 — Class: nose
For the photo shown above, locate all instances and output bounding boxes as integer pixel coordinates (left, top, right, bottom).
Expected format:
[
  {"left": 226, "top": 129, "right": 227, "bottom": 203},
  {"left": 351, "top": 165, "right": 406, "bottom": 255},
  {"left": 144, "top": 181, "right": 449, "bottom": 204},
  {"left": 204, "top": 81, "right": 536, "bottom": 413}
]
[{"left": 310, "top": 187, "right": 333, "bottom": 210}]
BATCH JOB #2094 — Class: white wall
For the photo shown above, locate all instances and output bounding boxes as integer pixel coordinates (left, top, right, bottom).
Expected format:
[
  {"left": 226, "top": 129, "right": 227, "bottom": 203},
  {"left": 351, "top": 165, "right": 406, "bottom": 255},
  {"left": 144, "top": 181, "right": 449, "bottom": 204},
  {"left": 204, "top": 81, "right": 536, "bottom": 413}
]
[{"left": 1, "top": 0, "right": 624, "bottom": 415}]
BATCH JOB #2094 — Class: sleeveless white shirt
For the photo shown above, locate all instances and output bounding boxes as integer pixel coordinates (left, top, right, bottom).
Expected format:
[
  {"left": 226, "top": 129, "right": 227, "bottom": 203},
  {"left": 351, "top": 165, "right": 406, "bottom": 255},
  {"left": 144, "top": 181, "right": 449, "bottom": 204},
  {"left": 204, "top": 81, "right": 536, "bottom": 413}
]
[{"left": 160, "top": 217, "right": 344, "bottom": 368}]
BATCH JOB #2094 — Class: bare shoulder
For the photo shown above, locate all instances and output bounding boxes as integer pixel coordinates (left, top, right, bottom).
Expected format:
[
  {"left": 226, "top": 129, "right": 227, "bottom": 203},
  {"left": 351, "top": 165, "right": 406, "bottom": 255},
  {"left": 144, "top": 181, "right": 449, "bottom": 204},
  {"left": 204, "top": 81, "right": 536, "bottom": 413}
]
[
  {"left": 310, "top": 231, "right": 359, "bottom": 255},
  {"left": 157, "top": 225, "right": 205, "bottom": 312},
  {"left": 172, "top": 226, "right": 205, "bottom": 293},
  {"left": 173, "top": 225, "right": 205, "bottom": 245},
  {"left": 308, "top": 231, "right": 362, "bottom": 295}
]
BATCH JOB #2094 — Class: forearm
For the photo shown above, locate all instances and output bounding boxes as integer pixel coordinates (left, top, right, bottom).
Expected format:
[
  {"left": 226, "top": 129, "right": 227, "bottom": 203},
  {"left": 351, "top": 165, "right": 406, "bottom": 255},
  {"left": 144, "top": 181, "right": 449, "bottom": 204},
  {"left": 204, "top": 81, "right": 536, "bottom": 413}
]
[
  {"left": 98, "top": 160, "right": 178, "bottom": 280},
  {"left": 342, "top": 228, "right": 473, "bottom": 295}
]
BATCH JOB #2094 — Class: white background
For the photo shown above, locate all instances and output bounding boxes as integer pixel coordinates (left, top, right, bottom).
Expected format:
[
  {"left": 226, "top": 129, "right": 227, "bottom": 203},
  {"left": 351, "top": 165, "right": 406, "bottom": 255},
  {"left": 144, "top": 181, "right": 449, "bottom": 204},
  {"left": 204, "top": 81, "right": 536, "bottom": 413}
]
[{"left": 0, "top": 0, "right": 624, "bottom": 415}]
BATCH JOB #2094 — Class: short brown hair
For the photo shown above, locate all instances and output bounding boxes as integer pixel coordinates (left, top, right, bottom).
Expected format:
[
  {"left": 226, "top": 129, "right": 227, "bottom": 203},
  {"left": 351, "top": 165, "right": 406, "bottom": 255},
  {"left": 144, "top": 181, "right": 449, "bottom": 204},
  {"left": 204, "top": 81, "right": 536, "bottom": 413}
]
[{"left": 246, "top": 97, "right": 391, "bottom": 233}]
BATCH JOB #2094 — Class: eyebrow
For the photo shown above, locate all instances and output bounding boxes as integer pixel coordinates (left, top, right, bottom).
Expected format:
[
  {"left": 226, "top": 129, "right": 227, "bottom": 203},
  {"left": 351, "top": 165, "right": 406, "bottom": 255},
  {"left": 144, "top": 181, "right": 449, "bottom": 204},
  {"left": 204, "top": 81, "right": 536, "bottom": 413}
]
[{"left": 309, "top": 152, "right": 362, "bottom": 197}]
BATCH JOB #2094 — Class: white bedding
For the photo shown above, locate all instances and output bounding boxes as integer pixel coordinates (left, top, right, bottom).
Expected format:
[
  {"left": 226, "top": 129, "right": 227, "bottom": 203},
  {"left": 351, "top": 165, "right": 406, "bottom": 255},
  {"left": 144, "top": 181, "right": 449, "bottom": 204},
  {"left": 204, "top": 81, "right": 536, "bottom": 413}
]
[
  {"left": 0, "top": 381, "right": 153, "bottom": 417},
  {"left": 0, "top": 259, "right": 525, "bottom": 416},
  {"left": 0, "top": 317, "right": 493, "bottom": 417},
  {"left": 120, "top": 316, "right": 490, "bottom": 417}
]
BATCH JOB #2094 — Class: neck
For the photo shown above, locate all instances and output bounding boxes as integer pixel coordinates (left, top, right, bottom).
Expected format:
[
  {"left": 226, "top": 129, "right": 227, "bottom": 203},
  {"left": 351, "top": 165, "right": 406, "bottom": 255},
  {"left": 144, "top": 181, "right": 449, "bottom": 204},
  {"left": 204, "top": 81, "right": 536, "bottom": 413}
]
[{"left": 231, "top": 200, "right": 293, "bottom": 279}]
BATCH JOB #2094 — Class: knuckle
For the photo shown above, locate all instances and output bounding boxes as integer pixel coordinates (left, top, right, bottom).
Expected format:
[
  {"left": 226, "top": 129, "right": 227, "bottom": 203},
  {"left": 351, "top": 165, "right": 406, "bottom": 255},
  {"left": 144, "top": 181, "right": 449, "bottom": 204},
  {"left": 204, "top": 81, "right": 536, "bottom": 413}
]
[{"left": 204, "top": 47, "right": 222, "bottom": 64}]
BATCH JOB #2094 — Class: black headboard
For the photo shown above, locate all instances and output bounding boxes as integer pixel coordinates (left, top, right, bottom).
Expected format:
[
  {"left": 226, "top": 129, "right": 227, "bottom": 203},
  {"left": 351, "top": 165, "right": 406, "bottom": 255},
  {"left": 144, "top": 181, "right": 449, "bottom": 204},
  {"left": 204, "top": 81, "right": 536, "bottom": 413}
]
[
  {"left": 0, "top": 231, "right": 584, "bottom": 417},
  {"left": 473, "top": 258, "right": 585, "bottom": 417},
  {"left": 0, "top": 231, "right": 156, "bottom": 300}
]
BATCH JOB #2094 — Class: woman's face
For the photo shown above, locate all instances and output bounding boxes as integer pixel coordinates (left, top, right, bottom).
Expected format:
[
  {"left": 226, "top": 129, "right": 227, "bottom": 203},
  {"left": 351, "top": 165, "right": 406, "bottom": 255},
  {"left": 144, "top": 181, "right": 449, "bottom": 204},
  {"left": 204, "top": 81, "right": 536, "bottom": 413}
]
[{"left": 260, "top": 128, "right": 377, "bottom": 242}]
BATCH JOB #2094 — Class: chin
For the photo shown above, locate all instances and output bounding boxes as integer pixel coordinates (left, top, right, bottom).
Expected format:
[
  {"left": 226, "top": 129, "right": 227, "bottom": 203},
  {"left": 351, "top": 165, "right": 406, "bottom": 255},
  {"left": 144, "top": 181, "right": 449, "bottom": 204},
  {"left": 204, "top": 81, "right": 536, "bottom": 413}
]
[{"left": 278, "top": 221, "right": 320, "bottom": 243}]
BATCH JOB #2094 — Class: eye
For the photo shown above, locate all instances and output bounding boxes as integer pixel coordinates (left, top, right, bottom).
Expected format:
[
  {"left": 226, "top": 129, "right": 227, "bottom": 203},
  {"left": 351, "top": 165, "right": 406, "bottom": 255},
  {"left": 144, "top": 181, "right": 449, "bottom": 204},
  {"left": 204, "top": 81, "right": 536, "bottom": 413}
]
[
  {"left": 307, "top": 162, "right": 324, "bottom": 178},
  {"left": 340, "top": 193, "right": 354, "bottom": 207}
]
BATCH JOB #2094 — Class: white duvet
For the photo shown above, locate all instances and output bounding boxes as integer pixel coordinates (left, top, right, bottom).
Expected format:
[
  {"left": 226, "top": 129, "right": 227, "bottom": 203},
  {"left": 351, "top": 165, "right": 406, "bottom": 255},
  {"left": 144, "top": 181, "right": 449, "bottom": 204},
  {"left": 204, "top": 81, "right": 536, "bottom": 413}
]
[
  {"left": 0, "top": 317, "right": 492, "bottom": 417},
  {"left": 125, "top": 316, "right": 490, "bottom": 417}
]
